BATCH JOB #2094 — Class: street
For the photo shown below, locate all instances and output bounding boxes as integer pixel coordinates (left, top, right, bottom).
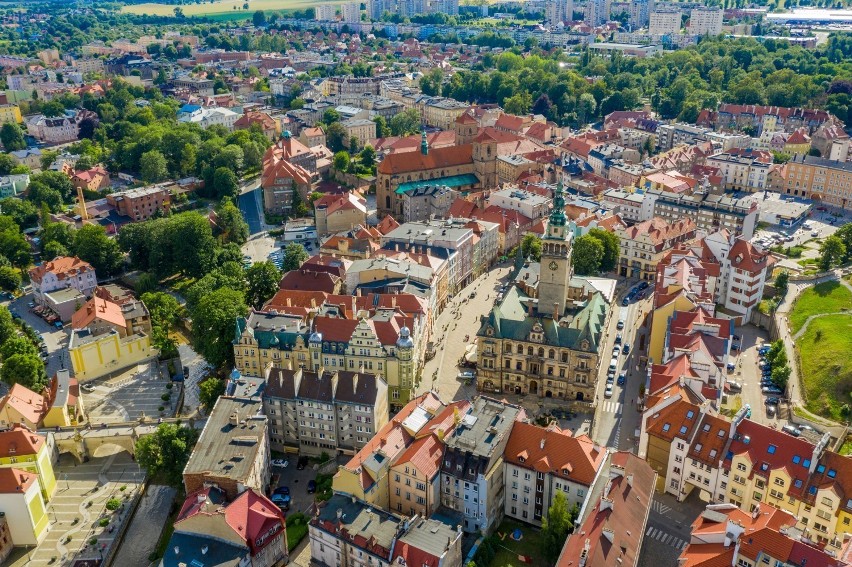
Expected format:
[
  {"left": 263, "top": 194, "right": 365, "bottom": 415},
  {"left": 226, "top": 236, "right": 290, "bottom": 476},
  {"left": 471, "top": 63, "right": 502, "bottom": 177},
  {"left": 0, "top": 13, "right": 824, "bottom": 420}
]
[
  {"left": 638, "top": 491, "right": 706, "bottom": 567},
  {"left": 4, "top": 293, "right": 69, "bottom": 380},
  {"left": 591, "top": 286, "right": 652, "bottom": 451}
]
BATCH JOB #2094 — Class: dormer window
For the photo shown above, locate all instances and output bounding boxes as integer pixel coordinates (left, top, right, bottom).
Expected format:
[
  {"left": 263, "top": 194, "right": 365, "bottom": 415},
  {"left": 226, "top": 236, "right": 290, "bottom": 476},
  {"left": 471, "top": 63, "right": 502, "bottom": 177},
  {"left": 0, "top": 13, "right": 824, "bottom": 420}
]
[{"left": 519, "top": 457, "right": 525, "bottom": 463}]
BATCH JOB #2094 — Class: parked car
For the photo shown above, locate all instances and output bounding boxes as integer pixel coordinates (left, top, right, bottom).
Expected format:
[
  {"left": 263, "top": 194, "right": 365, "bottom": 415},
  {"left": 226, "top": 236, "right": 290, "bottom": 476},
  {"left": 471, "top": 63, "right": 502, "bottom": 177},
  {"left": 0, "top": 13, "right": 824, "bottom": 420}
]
[
  {"left": 617, "top": 318, "right": 625, "bottom": 330},
  {"left": 617, "top": 373, "right": 626, "bottom": 386},
  {"left": 614, "top": 334, "right": 622, "bottom": 344},
  {"left": 457, "top": 371, "right": 475, "bottom": 380},
  {"left": 726, "top": 380, "right": 742, "bottom": 392},
  {"left": 762, "top": 386, "right": 783, "bottom": 395},
  {"left": 606, "top": 375, "right": 614, "bottom": 385},
  {"left": 27, "top": 301, "right": 35, "bottom": 308},
  {"left": 622, "top": 296, "right": 630, "bottom": 306},
  {"left": 764, "top": 397, "right": 780, "bottom": 406},
  {"left": 297, "top": 456, "right": 308, "bottom": 470},
  {"left": 271, "top": 493, "right": 290, "bottom": 510},
  {"left": 271, "top": 459, "right": 289, "bottom": 468},
  {"left": 766, "top": 405, "right": 777, "bottom": 418},
  {"left": 638, "top": 281, "right": 649, "bottom": 290},
  {"left": 622, "top": 344, "right": 630, "bottom": 355},
  {"left": 81, "top": 383, "right": 97, "bottom": 393},
  {"left": 782, "top": 425, "right": 801, "bottom": 437},
  {"left": 612, "top": 346, "right": 621, "bottom": 357},
  {"left": 273, "top": 486, "right": 290, "bottom": 496},
  {"left": 307, "top": 480, "right": 317, "bottom": 494},
  {"left": 797, "top": 424, "right": 820, "bottom": 434},
  {"left": 726, "top": 363, "right": 736, "bottom": 373},
  {"left": 604, "top": 384, "right": 614, "bottom": 398}
]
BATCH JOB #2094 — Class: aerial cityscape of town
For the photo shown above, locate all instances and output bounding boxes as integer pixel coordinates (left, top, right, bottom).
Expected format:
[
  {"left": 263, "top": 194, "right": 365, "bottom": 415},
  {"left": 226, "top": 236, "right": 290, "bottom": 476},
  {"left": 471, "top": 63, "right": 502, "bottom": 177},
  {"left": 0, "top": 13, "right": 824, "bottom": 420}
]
[{"left": 1, "top": 0, "right": 852, "bottom": 566}]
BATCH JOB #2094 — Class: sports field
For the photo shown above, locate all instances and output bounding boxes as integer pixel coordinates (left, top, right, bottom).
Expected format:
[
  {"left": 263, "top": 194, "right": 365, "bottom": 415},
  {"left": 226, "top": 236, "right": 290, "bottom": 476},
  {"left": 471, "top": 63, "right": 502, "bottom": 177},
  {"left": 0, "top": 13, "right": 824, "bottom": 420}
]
[{"left": 121, "top": 0, "right": 343, "bottom": 17}]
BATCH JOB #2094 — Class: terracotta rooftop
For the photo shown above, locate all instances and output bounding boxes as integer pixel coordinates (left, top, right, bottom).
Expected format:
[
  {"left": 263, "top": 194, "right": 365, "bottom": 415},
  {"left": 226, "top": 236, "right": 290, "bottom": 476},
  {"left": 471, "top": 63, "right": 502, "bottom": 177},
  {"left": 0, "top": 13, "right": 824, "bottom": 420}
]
[{"left": 505, "top": 421, "right": 605, "bottom": 486}]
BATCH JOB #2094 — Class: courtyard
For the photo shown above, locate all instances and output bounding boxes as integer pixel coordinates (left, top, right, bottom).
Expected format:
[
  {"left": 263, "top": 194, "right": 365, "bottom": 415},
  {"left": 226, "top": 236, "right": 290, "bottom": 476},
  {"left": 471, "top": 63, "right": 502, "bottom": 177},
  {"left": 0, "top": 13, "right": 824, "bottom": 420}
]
[
  {"left": 5, "top": 452, "right": 146, "bottom": 567},
  {"left": 82, "top": 360, "right": 179, "bottom": 425}
]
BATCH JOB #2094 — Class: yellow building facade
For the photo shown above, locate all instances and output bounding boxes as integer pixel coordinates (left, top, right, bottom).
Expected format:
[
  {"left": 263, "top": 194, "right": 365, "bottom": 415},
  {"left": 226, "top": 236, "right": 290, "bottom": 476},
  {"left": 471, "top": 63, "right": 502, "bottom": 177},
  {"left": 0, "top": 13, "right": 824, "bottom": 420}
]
[
  {"left": 648, "top": 294, "right": 698, "bottom": 364},
  {"left": 68, "top": 329, "right": 154, "bottom": 381},
  {"left": 0, "top": 469, "right": 49, "bottom": 545},
  {"left": 0, "top": 426, "right": 57, "bottom": 503},
  {"left": 0, "top": 105, "right": 22, "bottom": 125}
]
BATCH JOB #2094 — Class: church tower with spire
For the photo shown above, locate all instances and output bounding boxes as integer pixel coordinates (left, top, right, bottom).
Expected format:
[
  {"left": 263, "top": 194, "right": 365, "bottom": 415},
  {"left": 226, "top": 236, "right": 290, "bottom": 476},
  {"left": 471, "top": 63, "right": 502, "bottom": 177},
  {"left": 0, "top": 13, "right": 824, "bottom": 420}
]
[{"left": 537, "top": 182, "right": 573, "bottom": 318}]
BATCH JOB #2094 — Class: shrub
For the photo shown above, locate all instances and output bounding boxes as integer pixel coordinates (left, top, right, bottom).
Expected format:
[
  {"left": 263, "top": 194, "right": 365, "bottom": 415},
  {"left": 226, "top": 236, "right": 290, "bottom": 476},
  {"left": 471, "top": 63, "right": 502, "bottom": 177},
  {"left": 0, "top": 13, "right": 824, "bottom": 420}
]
[
  {"left": 120, "top": 485, "right": 127, "bottom": 491},
  {"left": 89, "top": 537, "right": 97, "bottom": 546},
  {"left": 166, "top": 383, "right": 173, "bottom": 390},
  {"left": 161, "top": 393, "right": 170, "bottom": 401},
  {"left": 99, "top": 518, "right": 109, "bottom": 527},
  {"left": 106, "top": 498, "right": 121, "bottom": 511},
  {"left": 158, "top": 406, "right": 164, "bottom": 412}
]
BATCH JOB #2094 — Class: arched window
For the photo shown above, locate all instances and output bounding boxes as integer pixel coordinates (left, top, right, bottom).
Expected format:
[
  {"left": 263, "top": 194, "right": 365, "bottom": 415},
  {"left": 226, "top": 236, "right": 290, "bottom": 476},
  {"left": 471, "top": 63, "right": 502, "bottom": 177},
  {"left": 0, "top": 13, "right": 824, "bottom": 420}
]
[
  {"left": 517, "top": 344, "right": 523, "bottom": 354},
  {"left": 548, "top": 349, "right": 555, "bottom": 359},
  {"left": 538, "top": 347, "right": 544, "bottom": 357}
]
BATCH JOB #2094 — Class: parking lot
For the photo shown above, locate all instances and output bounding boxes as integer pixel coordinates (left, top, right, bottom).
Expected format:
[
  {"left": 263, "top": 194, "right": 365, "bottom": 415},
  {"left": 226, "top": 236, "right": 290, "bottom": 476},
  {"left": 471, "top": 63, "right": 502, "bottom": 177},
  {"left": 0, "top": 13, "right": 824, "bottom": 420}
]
[
  {"left": 268, "top": 455, "right": 343, "bottom": 516},
  {"left": 82, "top": 360, "right": 178, "bottom": 424},
  {"left": 4, "top": 292, "right": 69, "bottom": 379}
]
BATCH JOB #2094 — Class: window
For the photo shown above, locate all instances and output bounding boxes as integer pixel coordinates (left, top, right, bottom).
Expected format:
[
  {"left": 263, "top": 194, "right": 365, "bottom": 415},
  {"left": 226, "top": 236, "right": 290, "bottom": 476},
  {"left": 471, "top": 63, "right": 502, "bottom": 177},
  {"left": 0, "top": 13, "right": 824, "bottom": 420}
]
[
  {"left": 794, "top": 479, "right": 803, "bottom": 489},
  {"left": 737, "top": 463, "right": 747, "bottom": 472},
  {"left": 792, "top": 455, "right": 801, "bottom": 464},
  {"left": 662, "top": 423, "right": 671, "bottom": 432},
  {"left": 828, "top": 469, "right": 837, "bottom": 478},
  {"left": 686, "top": 410, "right": 694, "bottom": 419},
  {"left": 817, "top": 464, "right": 826, "bottom": 474},
  {"left": 767, "top": 445, "right": 777, "bottom": 454}
]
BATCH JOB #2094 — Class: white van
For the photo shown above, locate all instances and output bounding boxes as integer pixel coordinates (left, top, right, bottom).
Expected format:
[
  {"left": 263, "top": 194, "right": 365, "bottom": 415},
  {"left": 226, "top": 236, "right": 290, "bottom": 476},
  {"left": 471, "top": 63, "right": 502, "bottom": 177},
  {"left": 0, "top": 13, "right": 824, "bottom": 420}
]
[{"left": 609, "top": 358, "right": 619, "bottom": 372}]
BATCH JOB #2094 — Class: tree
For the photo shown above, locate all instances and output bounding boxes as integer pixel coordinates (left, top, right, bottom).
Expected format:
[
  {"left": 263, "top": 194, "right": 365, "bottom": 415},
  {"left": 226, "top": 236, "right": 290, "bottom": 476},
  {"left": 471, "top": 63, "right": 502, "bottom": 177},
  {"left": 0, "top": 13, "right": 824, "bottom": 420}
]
[
  {"left": 135, "top": 423, "right": 199, "bottom": 487},
  {"left": 373, "top": 115, "right": 390, "bottom": 138},
  {"left": 504, "top": 91, "right": 532, "bottom": 115},
  {"left": 291, "top": 186, "right": 309, "bottom": 218},
  {"left": 532, "top": 93, "right": 554, "bottom": 118},
  {"left": 388, "top": 108, "right": 421, "bottom": 136},
  {"left": 0, "top": 123, "right": 26, "bottom": 151},
  {"left": 0, "top": 154, "right": 17, "bottom": 176},
  {"left": 252, "top": 9, "right": 267, "bottom": 26},
  {"left": 0, "top": 216, "right": 31, "bottom": 269},
  {"left": 0, "top": 336, "right": 38, "bottom": 360},
  {"left": 541, "top": 491, "right": 577, "bottom": 563},
  {"left": 213, "top": 167, "right": 239, "bottom": 200},
  {"left": 359, "top": 145, "right": 376, "bottom": 170},
  {"left": 73, "top": 224, "right": 124, "bottom": 276},
  {"left": 140, "top": 150, "right": 168, "bottom": 183},
  {"left": 42, "top": 101, "right": 65, "bottom": 118},
  {"left": 323, "top": 108, "right": 341, "bottom": 125},
  {"left": 774, "top": 270, "right": 789, "bottom": 297},
  {"left": 572, "top": 234, "right": 605, "bottom": 275},
  {"left": 819, "top": 235, "right": 847, "bottom": 271},
  {"left": 283, "top": 242, "right": 309, "bottom": 272},
  {"left": 245, "top": 261, "right": 281, "bottom": 309},
  {"left": 520, "top": 233, "right": 542, "bottom": 262},
  {"left": 326, "top": 122, "right": 347, "bottom": 153},
  {"left": 198, "top": 376, "right": 226, "bottom": 411},
  {"left": 333, "top": 151, "right": 350, "bottom": 171},
  {"left": 586, "top": 228, "right": 619, "bottom": 273},
  {"left": 191, "top": 287, "right": 247, "bottom": 369},
  {"left": 0, "top": 307, "right": 16, "bottom": 345},
  {"left": 0, "top": 353, "right": 46, "bottom": 391},
  {"left": 141, "top": 291, "right": 183, "bottom": 331},
  {"left": 214, "top": 198, "right": 249, "bottom": 245},
  {"left": 0, "top": 266, "right": 21, "bottom": 292},
  {"left": 771, "top": 363, "right": 791, "bottom": 392},
  {"left": 0, "top": 198, "right": 38, "bottom": 229},
  {"left": 834, "top": 223, "right": 852, "bottom": 263}
]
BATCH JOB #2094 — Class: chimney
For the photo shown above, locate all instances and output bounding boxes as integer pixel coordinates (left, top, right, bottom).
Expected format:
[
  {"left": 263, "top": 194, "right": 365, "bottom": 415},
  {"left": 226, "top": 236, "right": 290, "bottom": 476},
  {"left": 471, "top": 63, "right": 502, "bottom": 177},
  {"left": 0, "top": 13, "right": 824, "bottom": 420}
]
[
  {"left": 627, "top": 474, "right": 633, "bottom": 488},
  {"left": 527, "top": 300, "right": 534, "bottom": 316},
  {"left": 553, "top": 302, "right": 559, "bottom": 320},
  {"left": 540, "top": 438, "right": 545, "bottom": 450},
  {"left": 579, "top": 539, "right": 590, "bottom": 567},
  {"left": 601, "top": 527, "right": 615, "bottom": 544},
  {"left": 229, "top": 411, "right": 239, "bottom": 426}
]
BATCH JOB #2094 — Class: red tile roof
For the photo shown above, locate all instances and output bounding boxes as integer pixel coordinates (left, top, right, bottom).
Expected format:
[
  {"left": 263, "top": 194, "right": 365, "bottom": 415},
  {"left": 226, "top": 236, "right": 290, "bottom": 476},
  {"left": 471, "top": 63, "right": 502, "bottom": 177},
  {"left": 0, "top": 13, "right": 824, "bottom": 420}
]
[
  {"left": 0, "top": 384, "right": 47, "bottom": 426},
  {"left": 28, "top": 256, "right": 94, "bottom": 284},
  {"left": 0, "top": 467, "right": 37, "bottom": 494},
  {"left": 0, "top": 424, "right": 45, "bottom": 457},
  {"left": 71, "top": 296, "right": 126, "bottom": 330},
  {"left": 377, "top": 144, "right": 472, "bottom": 175},
  {"left": 278, "top": 269, "right": 339, "bottom": 294},
  {"left": 505, "top": 422, "right": 605, "bottom": 485}
]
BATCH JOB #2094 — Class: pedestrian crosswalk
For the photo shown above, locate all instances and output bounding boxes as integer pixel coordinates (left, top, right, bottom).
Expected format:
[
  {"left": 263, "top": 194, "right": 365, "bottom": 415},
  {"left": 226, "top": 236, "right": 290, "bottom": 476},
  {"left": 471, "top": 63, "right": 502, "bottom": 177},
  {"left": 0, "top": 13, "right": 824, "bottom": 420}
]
[
  {"left": 651, "top": 500, "right": 672, "bottom": 515},
  {"left": 646, "top": 526, "right": 688, "bottom": 551},
  {"left": 601, "top": 401, "right": 623, "bottom": 414}
]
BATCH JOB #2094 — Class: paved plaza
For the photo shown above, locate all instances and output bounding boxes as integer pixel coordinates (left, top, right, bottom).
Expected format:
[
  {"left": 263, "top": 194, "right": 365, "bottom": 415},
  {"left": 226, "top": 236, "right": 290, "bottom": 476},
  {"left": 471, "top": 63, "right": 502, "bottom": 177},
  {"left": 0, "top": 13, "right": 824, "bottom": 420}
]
[
  {"left": 6, "top": 452, "right": 145, "bottom": 567},
  {"left": 82, "top": 360, "right": 178, "bottom": 424}
]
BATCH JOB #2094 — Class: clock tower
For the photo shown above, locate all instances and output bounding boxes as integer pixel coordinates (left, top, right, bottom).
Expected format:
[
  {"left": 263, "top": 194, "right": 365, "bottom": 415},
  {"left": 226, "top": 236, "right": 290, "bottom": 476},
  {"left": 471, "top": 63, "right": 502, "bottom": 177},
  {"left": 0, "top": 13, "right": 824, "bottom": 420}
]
[{"left": 537, "top": 182, "right": 573, "bottom": 319}]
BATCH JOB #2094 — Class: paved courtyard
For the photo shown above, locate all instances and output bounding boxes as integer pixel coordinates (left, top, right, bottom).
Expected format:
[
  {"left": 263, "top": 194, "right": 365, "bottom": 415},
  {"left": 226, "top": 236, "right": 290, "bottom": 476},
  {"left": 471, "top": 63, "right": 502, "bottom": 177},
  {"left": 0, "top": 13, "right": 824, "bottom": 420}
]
[
  {"left": 6, "top": 452, "right": 146, "bottom": 567},
  {"left": 82, "top": 360, "right": 178, "bottom": 424}
]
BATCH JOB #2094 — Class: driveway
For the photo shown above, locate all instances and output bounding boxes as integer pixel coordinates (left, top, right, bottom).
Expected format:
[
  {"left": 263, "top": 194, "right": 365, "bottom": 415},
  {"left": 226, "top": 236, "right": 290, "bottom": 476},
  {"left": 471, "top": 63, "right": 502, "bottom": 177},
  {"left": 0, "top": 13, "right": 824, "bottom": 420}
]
[
  {"left": 6, "top": 293, "right": 69, "bottom": 377},
  {"left": 238, "top": 186, "right": 265, "bottom": 235},
  {"left": 270, "top": 458, "right": 332, "bottom": 517}
]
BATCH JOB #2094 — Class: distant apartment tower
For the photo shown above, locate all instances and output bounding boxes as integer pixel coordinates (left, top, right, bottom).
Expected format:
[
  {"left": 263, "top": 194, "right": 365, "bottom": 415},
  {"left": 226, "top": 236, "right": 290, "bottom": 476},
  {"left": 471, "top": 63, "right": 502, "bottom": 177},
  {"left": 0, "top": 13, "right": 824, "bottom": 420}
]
[
  {"left": 688, "top": 7, "right": 723, "bottom": 36},
  {"left": 626, "top": 0, "right": 654, "bottom": 29},
  {"left": 546, "top": 0, "right": 574, "bottom": 25},
  {"left": 649, "top": 10, "right": 681, "bottom": 35},
  {"left": 368, "top": 0, "right": 386, "bottom": 20},
  {"left": 341, "top": 2, "right": 361, "bottom": 23},
  {"left": 432, "top": 0, "right": 460, "bottom": 16},
  {"left": 585, "top": 0, "right": 609, "bottom": 25},
  {"left": 315, "top": 4, "right": 336, "bottom": 21}
]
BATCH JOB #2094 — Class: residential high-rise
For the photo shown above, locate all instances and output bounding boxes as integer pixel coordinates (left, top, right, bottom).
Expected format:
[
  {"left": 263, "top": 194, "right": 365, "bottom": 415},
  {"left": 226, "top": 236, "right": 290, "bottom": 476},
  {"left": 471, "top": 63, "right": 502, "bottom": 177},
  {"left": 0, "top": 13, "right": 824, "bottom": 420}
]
[
  {"left": 314, "top": 4, "right": 336, "bottom": 21},
  {"left": 341, "top": 2, "right": 361, "bottom": 23},
  {"left": 649, "top": 10, "right": 681, "bottom": 35},
  {"left": 687, "top": 6, "right": 723, "bottom": 36},
  {"left": 546, "top": 0, "right": 574, "bottom": 25},
  {"left": 585, "top": 0, "right": 609, "bottom": 25}
]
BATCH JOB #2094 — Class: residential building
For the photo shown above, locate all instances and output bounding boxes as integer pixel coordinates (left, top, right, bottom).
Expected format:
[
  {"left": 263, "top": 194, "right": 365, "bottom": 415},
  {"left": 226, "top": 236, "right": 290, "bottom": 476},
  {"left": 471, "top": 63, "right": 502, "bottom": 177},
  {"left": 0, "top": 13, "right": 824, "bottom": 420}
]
[
  {"left": 183, "top": 396, "right": 271, "bottom": 500},
  {"left": 486, "top": 186, "right": 551, "bottom": 220},
  {"left": 644, "top": 188, "right": 759, "bottom": 239},
  {"left": 70, "top": 166, "right": 110, "bottom": 192},
  {"left": 440, "top": 396, "right": 525, "bottom": 533},
  {"left": 687, "top": 7, "right": 723, "bottom": 36},
  {"left": 703, "top": 104, "right": 834, "bottom": 135},
  {"left": 400, "top": 184, "right": 458, "bottom": 223},
  {"left": 585, "top": 0, "right": 608, "bottom": 25},
  {"left": 782, "top": 154, "right": 852, "bottom": 211},
  {"left": 0, "top": 514, "right": 12, "bottom": 563},
  {"left": 615, "top": 217, "right": 697, "bottom": 280},
  {"left": 705, "top": 149, "right": 773, "bottom": 192},
  {"left": 333, "top": 392, "right": 446, "bottom": 509},
  {"left": 234, "top": 307, "right": 422, "bottom": 412},
  {"left": 8, "top": 147, "right": 42, "bottom": 170},
  {"left": 314, "top": 193, "right": 368, "bottom": 236},
  {"left": 261, "top": 132, "right": 318, "bottom": 215},
  {"left": 234, "top": 111, "right": 280, "bottom": 140},
  {"left": 545, "top": 0, "right": 574, "bottom": 25},
  {"left": 26, "top": 112, "right": 87, "bottom": 143},
  {"left": 341, "top": 2, "right": 361, "bottom": 23},
  {"left": 314, "top": 4, "right": 336, "bottom": 20},
  {"left": 601, "top": 188, "right": 646, "bottom": 223},
  {"left": 42, "top": 369, "right": 86, "bottom": 428},
  {"left": 71, "top": 294, "right": 151, "bottom": 338},
  {"left": 262, "top": 366, "right": 388, "bottom": 456},
  {"left": 29, "top": 256, "right": 97, "bottom": 308},
  {"left": 388, "top": 400, "right": 470, "bottom": 518},
  {"left": 504, "top": 422, "right": 607, "bottom": 526},
  {"left": 655, "top": 123, "right": 710, "bottom": 152},
  {"left": 587, "top": 43, "right": 662, "bottom": 58},
  {"left": 341, "top": 118, "right": 376, "bottom": 150},
  {"left": 0, "top": 384, "right": 47, "bottom": 431},
  {"left": 0, "top": 425, "right": 57, "bottom": 503},
  {"left": 299, "top": 126, "right": 326, "bottom": 148},
  {"left": 391, "top": 517, "right": 463, "bottom": 567},
  {"left": 811, "top": 122, "right": 850, "bottom": 162},
  {"left": 0, "top": 469, "right": 48, "bottom": 546},
  {"left": 162, "top": 486, "right": 287, "bottom": 567},
  {"left": 309, "top": 494, "right": 404, "bottom": 567},
  {"left": 555, "top": 452, "right": 656, "bottom": 567},
  {"left": 476, "top": 186, "right": 612, "bottom": 401},
  {"left": 178, "top": 106, "right": 241, "bottom": 131},
  {"left": 0, "top": 104, "right": 21, "bottom": 126},
  {"left": 649, "top": 10, "right": 681, "bottom": 35},
  {"left": 679, "top": 502, "right": 852, "bottom": 567}
]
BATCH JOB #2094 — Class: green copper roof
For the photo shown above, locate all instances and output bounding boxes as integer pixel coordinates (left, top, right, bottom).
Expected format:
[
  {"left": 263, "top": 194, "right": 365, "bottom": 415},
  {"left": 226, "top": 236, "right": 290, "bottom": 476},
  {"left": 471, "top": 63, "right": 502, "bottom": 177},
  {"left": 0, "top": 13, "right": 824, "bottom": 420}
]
[
  {"left": 549, "top": 181, "right": 567, "bottom": 227},
  {"left": 395, "top": 173, "right": 479, "bottom": 195}
]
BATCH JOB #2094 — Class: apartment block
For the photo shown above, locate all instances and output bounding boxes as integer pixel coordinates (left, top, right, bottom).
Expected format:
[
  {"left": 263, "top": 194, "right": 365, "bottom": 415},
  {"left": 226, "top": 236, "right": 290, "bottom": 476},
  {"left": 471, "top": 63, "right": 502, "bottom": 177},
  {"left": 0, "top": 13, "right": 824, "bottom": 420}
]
[
  {"left": 645, "top": 188, "right": 758, "bottom": 239},
  {"left": 687, "top": 7, "right": 723, "bottom": 36},
  {"left": 261, "top": 366, "right": 388, "bottom": 456},
  {"left": 705, "top": 149, "right": 773, "bottom": 192},
  {"left": 782, "top": 154, "right": 852, "bottom": 212},
  {"left": 615, "top": 217, "right": 697, "bottom": 281},
  {"left": 29, "top": 256, "right": 97, "bottom": 308},
  {"left": 440, "top": 397, "right": 525, "bottom": 534},
  {"left": 649, "top": 10, "right": 681, "bottom": 35},
  {"left": 105, "top": 184, "right": 170, "bottom": 221}
]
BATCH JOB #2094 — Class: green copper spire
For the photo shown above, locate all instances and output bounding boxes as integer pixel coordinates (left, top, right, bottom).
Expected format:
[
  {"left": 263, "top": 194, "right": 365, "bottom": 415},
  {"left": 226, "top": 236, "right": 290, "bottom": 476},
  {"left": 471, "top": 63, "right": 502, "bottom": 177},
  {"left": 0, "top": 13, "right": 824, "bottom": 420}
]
[
  {"left": 549, "top": 180, "right": 567, "bottom": 227},
  {"left": 421, "top": 129, "right": 428, "bottom": 155}
]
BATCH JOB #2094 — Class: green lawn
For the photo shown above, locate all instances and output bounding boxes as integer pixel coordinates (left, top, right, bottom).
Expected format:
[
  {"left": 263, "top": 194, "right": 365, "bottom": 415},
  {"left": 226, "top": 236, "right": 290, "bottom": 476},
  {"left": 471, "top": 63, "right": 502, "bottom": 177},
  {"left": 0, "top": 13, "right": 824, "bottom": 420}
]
[
  {"left": 789, "top": 281, "right": 852, "bottom": 333},
  {"left": 797, "top": 314, "right": 852, "bottom": 421},
  {"left": 122, "top": 0, "right": 343, "bottom": 16},
  {"left": 487, "top": 520, "right": 547, "bottom": 567}
]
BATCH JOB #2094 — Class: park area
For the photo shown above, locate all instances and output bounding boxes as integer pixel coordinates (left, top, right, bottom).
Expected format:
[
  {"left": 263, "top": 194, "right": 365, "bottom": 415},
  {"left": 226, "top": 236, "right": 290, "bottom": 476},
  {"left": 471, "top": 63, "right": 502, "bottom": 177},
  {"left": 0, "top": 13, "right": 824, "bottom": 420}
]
[
  {"left": 121, "top": 0, "right": 341, "bottom": 17},
  {"left": 473, "top": 520, "right": 548, "bottom": 567},
  {"left": 790, "top": 280, "right": 852, "bottom": 420}
]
